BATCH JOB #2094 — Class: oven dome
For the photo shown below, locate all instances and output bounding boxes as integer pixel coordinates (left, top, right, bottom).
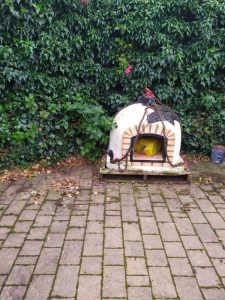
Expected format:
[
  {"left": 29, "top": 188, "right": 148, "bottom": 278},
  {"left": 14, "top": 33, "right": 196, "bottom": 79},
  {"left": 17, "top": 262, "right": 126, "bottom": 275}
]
[{"left": 107, "top": 103, "right": 184, "bottom": 172}]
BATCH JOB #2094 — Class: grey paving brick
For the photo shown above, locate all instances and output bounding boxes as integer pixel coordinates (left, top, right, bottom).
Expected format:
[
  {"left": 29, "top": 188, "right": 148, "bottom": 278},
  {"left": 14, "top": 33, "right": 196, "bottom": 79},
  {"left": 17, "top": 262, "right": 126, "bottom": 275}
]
[
  {"left": 136, "top": 198, "right": 151, "bottom": 211},
  {"left": 181, "top": 235, "right": 204, "bottom": 249},
  {"left": 174, "top": 277, "right": 203, "bottom": 300},
  {"left": 202, "top": 288, "right": 225, "bottom": 300},
  {"left": 121, "top": 193, "right": 135, "bottom": 206},
  {"left": 0, "top": 275, "right": 6, "bottom": 288},
  {"left": 123, "top": 222, "right": 142, "bottom": 241},
  {"left": 222, "top": 277, "right": 225, "bottom": 287},
  {"left": 0, "top": 215, "right": 17, "bottom": 226},
  {"left": 66, "top": 227, "right": 85, "bottom": 240},
  {"left": 179, "top": 194, "right": 195, "bottom": 205},
  {"left": 91, "top": 193, "right": 105, "bottom": 204},
  {"left": 212, "top": 259, "right": 225, "bottom": 276},
  {"left": 191, "top": 186, "right": 206, "bottom": 199},
  {"left": 103, "top": 266, "right": 126, "bottom": 298},
  {"left": 218, "top": 208, "right": 225, "bottom": 218},
  {"left": 128, "top": 287, "right": 152, "bottom": 300},
  {"left": 161, "top": 187, "right": 178, "bottom": 198},
  {"left": 107, "top": 189, "right": 120, "bottom": 198},
  {"left": 194, "top": 223, "right": 218, "bottom": 242},
  {"left": 158, "top": 222, "right": 180, "bottom": 241},
  {"left": 54, "top": 213, "right": 70, "bottom": 221},
  {"left": 120, "top": 184, "right": 133, "bottom": 194},
  {"left": 20, "top": 240, "right": 43, "bottom": 256},
  {"left": 208, "top": 194, "right": 224, "bottom": 203},
  {"left": 105, "top": 227, "right": 123, "bottom": 248},
  {"left": 188, "top": 209, "right": 208, "bottom": 223},
  {"left": 70, "top": 216, "right": 86, "bottom": 227},
  {"left": 187, "top": 250, "right": 212, "bottom": 266},
  {"left": 106, "top": 202, "right": 120, "bottom": 210},
  {"left": 127, "top": 275, "right": 150, "bottom": 287},
  {"left": 77, "top": 275, "right": 101, "bottom": 300},
  {"left": 16, "top": 256, "right": 38, "bottom": 265},
  {"left": 19, "top": 210, "right": 37, "bottom": 221},
  {"left": 5, "top": 200, "right": 26, "bottom": 215},
  {"left": 0, "top": 286, "right": 26, "bottom": 300},
  {"left": 197, "top": 199, "right": 216, "bottom": 212},
  {"left": 0, "top": 248, "right": 19, "bottom": 274},
  {"left": 0, "top": 227, "right": 10, "bottom": 239},
  {"left": 166, "top": 198, "right": 181, "bottom": 211},
  {"left": 35, "top": 248, "right": 61, "bottom": 274},
  {"left": 122, "top": 206, "right": 138, "bottom": 221},
  {"left": 14, "top": 221, "right": 32, "bottom": 232},
  {"left": 88, "top": 205, "right": 104, "bottom": 221},
  {"left": 216, "top": 230, "right": 225, "bottom": 245},
  {"left": 3, "top": 233, "right": 26, "bottom": 247},
  {"left": 149, "top": 266, "right": 177, "bottom": 298},
  {"left": 174, "top": 217, "right": 195, "bottom": 235},
  {"left": 25, "top": 275, "right": 54, "bottom": 300},
  {"left": 138, "top": 211, "right": 153, "bottom": 217},
  {"left": 83, "top": 234, "right": 103, "bottom": 256},
  {"left": 143, "top": 235, "right": 163, "bottom": 249},
  {"left": 86, "top": 221, "right": 103, "bottom": 233},
  {"left": 125, "top": 241, "right": 144, "bottom": 257},
  {"left": 105, "top": 215, "right": 121, "bottom": 227},
  {"left": 6, "top": 265, "right": 34, "bottom": 285},
  {"left": 80, "top": 256, "right": 102, "bottom": 274},
  {"left": 104, "top": 248, "right": 124, "bottom": 265},
  {"left": 169, "top": 257, "right": 193, "bottom": 276},
  {"left": 154, "top": 206, "right": 172, "bottom": 222},
  {"left": 150, "top": 194, "right": 164, "bottom": 203},
  {"left": 52, "top": 265, "right": 79, "bottom": 298},
  {"left": 164, "top": 241, "right": 186, "bottom": 257},
  {"left": 134, "top": 188, "right": 148, "bottom": 198},
  {"left": 33, "top": 215, "right": 53, "bottom": 226},
  {"left": 50, "top": 221, "right": 68, "bottom": 232},
  {"left": 126, "top": 258, "right": 148, "bottom": 275},
  {"left": 147, "top": 185, "right": 161, "bottom": 194},
  {"left": 60, "top": 241, "right": 83, "bottom": 264},
  {"left": 146, "top": 249, "right": 167, "bottom": 266},
  {"left": 106, "top": 210, "right": 120, "bottom": 216},
  {"left": 45, "top": 233, "right": 65, "bottom": 247},
  {"left": 194, "top": 267, "right": 221, "bottom": 287},
  {"left": 140, "top": 217, "right": 158, "bottom": 234},
  {"left": 28, "top": 227, "right": 48, "bottom": 240},
  {"left": 205, "top": 242, "right": 225, "bottom": 258},
  {"left": 204, "top": 213, "right": 225, "bottom": 229}
]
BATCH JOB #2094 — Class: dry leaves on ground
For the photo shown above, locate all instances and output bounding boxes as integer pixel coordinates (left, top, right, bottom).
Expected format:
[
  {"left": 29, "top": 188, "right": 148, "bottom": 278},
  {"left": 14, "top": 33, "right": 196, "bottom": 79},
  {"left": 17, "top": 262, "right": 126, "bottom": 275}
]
[
  {"left": 50, "top": 176, "right": 79, "bottom": 197},
  {"left": 181, "top": 153, "right": 209, "bottom": 164},
  {"left": 0, "top": 155, "right": 88, "bottom": 185}
]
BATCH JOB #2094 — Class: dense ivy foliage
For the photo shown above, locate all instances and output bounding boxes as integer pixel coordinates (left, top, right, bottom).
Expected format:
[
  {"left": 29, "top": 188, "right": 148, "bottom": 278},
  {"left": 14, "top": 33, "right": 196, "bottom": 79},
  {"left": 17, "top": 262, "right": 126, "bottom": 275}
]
[{"left": 0, "top": 0, "right": 225, "bottom": 168}]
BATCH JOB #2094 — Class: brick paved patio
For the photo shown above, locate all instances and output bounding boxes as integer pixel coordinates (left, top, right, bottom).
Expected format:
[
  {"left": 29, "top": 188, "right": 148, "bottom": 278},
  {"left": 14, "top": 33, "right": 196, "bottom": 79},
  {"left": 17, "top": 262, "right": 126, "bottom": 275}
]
[{"left": 0, "top": 165, "right": 225, "bottom": 299}]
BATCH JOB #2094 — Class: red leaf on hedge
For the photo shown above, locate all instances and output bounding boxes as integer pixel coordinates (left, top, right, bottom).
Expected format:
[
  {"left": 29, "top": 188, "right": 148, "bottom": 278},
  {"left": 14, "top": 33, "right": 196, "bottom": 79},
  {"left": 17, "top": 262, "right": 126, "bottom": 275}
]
[{"left": 124, "top": 64, "right": 132, "bottom": 75}]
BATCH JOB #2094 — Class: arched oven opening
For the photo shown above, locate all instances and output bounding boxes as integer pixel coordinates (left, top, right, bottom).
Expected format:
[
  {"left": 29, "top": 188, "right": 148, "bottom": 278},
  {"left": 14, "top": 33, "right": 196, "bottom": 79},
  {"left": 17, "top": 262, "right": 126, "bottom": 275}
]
[{"left": 130, "top": 134, "right": 167, "bottom": 162}]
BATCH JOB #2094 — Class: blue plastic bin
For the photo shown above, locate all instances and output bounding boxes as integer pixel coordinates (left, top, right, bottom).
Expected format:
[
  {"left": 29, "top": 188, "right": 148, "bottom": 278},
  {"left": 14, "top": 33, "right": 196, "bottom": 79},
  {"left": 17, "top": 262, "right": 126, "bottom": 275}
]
[{"left": 210, "top": 145, "right": 225, "bottom": 164}]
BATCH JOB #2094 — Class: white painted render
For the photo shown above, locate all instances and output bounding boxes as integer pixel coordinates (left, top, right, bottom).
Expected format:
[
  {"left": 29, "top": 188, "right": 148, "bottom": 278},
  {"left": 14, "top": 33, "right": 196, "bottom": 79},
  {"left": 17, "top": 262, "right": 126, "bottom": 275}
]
[{"left": 106, "top": 103, "right": 184, "bottom": 172}]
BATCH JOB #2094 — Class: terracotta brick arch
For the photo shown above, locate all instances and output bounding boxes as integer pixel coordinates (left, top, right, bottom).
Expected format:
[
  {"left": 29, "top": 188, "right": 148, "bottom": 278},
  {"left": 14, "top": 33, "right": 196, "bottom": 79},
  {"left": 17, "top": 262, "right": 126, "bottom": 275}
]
[{"left": 121, "top": 123, "right": 175, "bottom": 167}]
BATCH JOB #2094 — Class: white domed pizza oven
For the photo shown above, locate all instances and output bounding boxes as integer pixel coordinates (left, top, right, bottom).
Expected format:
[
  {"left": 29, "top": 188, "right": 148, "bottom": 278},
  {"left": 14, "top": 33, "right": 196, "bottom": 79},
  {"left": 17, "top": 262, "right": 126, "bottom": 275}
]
[{"left": 106, "top": 102, "right": 185, "bottom": 173}]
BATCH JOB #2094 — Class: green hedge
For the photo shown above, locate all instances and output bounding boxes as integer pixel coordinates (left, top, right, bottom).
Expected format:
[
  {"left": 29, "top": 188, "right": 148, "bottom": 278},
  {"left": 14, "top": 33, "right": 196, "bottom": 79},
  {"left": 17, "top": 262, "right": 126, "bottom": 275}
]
[{"left": 0, "top": 0, "right": 225, "bottom": 169}]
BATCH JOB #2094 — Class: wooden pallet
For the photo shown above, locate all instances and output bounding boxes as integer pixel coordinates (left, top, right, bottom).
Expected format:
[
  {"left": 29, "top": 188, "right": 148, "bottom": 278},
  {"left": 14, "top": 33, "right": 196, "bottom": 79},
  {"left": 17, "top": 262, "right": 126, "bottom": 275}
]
[{"left": 99, "top": 156, "right": 191, "bottom": 183}]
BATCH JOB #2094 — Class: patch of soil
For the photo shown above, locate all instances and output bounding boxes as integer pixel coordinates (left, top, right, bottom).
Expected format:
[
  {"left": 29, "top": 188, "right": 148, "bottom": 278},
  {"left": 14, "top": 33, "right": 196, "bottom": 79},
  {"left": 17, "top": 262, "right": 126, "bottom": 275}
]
[
  {"left": 181, "top": 153, "right": 209, "bottom": 164},
  {"left": 0, "top": 155, "right": 88, "bottom": 185}
]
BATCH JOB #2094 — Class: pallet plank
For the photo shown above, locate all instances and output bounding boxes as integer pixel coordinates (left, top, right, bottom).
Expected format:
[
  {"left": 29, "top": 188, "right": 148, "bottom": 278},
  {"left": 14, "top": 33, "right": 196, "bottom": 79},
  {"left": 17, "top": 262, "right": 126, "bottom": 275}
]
[{"left": 99, "top": 156, "right": 191, "bottom": 183}]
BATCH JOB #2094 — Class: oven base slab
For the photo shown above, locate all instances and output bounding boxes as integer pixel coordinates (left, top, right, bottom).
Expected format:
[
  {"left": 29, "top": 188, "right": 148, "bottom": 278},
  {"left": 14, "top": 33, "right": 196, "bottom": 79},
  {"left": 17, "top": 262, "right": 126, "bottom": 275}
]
[{"left": 99, "top": 156, "right": 191, "bottom": 183}]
